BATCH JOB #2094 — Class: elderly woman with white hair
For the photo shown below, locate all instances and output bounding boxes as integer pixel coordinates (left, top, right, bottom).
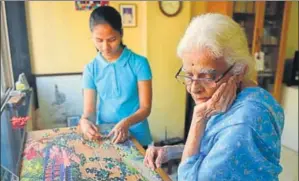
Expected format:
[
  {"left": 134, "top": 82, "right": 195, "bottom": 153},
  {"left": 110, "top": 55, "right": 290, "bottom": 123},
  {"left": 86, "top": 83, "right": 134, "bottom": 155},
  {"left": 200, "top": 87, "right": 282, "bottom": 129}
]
[{"left": 144, "top": 13, "right": 284, "bottom": 181}]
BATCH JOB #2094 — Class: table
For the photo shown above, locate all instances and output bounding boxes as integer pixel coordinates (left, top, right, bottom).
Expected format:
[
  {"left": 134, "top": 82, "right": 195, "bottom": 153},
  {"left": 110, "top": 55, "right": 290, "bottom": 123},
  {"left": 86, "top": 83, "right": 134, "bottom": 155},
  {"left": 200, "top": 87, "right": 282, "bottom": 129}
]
[{"left": 19, "top": 124, "right": 171, "bottom": 181}]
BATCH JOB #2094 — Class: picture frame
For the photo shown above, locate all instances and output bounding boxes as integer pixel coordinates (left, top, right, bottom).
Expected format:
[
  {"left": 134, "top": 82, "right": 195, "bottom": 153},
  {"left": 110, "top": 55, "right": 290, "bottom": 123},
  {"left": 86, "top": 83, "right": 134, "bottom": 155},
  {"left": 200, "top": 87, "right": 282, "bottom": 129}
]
[
  {"left": 67, "top": 115, "right": 81, "bottom": 127},
  {"left": 36, "top": 74, "right": 83, "bottom": 129},
  {"left": 119, "top": 4, "right": 137, "bottom": 27},
  {"left": 75, "top": 1, "right": 109, "bottom": 11}
]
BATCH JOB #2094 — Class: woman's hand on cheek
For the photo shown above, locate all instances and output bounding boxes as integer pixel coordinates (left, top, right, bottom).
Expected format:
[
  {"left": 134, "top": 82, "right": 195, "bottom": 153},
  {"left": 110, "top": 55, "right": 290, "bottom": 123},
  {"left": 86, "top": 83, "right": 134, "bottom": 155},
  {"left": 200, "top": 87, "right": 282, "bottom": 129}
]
[
  {"left": 232, "top": 63, "right": 248, "bottom": 83},
  {"left": 212, "top": 76, "right": 238, "bottom": 113},
  {"left": 192, "top": 76, "right": 238, "bottom": 124}
]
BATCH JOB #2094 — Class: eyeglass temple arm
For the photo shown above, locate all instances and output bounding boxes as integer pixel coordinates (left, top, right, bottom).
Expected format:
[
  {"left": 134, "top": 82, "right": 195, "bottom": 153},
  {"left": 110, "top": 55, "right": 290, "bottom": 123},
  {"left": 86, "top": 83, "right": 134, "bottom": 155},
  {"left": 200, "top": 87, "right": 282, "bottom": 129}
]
[
  {"left": 175, "top": 66, "right": 183, "bottom": 78},
  {"left": 215, "top": 64, "right": 235, "bottom": 83}
]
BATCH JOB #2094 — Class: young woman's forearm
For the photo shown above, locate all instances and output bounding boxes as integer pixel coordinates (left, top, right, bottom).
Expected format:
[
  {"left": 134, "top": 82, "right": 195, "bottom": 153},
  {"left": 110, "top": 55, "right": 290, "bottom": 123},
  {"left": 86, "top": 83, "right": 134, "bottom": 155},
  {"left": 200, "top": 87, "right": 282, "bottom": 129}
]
[{"left": 125, "top": 107, "right": 151, "bottom": 125}]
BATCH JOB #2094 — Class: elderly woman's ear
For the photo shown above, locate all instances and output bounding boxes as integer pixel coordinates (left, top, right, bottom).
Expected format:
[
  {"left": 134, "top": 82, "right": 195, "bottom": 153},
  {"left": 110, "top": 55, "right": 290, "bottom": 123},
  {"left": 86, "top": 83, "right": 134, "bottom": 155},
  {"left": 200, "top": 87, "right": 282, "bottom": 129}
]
[{"left": 232, "top": 63, "right": 248, "bottom": 83}]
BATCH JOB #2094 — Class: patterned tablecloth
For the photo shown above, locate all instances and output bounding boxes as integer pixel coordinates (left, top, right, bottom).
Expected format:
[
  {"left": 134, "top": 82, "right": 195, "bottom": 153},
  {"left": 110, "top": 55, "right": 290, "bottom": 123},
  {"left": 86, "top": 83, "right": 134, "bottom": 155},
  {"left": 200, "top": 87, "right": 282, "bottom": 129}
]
[{"left": 20, "top": 124, "right": 170, "bottom": 181}]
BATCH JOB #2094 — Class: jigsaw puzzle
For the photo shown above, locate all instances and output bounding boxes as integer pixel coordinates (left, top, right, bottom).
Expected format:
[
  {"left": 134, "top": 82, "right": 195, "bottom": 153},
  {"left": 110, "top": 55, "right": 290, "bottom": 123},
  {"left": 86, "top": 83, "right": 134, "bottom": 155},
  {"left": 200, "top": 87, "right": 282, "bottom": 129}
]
[{"left": 20, "top": 125, "right": 167, "bottom": 181}]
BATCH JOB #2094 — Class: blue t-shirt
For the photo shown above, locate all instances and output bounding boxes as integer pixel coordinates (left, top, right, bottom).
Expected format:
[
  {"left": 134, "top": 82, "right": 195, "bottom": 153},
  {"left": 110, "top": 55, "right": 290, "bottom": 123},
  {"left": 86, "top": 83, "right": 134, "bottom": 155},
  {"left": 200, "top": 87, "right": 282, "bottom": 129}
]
[{"left": 82, "top": 47, "right": 153, "bottom": 146}]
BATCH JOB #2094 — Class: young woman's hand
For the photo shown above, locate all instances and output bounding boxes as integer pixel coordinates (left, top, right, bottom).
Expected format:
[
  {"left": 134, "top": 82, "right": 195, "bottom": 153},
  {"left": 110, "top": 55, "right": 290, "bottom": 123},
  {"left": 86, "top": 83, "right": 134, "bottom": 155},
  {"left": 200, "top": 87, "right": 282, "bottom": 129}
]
[
  {"left": 192, "top": 76, "right": 238, "bottom": 124},
  {"left": 79, "top": 118, "right": 99, "bottom": 140},
  {"left": 108, "top": 119, "right": 130, "bottom": 144}
]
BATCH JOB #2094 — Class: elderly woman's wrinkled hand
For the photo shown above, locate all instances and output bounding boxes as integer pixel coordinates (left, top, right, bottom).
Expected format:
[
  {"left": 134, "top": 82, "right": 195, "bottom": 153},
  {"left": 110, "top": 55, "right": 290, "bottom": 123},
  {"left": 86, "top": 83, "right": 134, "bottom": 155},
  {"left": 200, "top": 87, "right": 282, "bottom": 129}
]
[
  {"left": 232, "top": 63, "right": 247, "bottom": 83},
  {"left": 192, "top": 76, "right": 238, "bottom": 123},
  {"left": 144, "top": 146, "right": 168, "bottom": 170}
]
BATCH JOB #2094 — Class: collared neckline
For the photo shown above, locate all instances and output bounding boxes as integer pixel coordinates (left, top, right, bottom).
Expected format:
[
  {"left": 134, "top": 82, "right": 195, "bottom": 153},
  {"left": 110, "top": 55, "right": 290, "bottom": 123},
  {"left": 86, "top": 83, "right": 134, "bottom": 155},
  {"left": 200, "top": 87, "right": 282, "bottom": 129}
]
[{"left": 96, "top": 46, "right": 131, "bottom": 69}]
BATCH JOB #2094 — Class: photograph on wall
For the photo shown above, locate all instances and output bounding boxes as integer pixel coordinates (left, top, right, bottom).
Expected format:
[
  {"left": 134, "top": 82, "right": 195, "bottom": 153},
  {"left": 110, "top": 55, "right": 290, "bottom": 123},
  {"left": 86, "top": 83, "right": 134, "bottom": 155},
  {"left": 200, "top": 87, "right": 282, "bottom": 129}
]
[
  {"left": 119, "top": 4, "right": 137, "bottom": 27},
  {"left": 36, "top": 75, "right": 83, "bottom": 129}
]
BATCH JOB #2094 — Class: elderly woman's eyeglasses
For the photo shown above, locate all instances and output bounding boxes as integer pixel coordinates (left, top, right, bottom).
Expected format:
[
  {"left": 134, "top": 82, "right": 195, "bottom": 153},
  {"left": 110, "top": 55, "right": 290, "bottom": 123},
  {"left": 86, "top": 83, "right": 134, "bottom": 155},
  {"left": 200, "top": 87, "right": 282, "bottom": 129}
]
[{"left": 175, "top": 64, "right": 235, "bottom": 87}]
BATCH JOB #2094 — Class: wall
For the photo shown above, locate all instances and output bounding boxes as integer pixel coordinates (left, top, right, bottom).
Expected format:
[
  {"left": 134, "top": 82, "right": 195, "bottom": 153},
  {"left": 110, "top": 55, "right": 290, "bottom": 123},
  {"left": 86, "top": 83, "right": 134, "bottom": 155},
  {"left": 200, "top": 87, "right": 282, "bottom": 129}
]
[
  {"left": 285, "top": 1, "right": 298, "bottom": 59},
  {"left": 25, "top": 1, "right": 94, "bottom": 74},
  {"left": 25, "top": 1, "right": 146, "bottom": 74},
  {"left": 191, "top": 1, "right": 207, "bottom": 17},
  {"left": 146, "top": 1, "right": 191, "bottom": 141},
  {"left": 279, "top": 146, "right": 298, "bottom": 181},
  {"left": 109, "top": 1, "right": 147, "bottom": 57},
  {"left": 281, "top": 1, "right": 298, "bottom": 152},
  {"left": 281, "top": 86, "right": 298, "bottom": 151}
]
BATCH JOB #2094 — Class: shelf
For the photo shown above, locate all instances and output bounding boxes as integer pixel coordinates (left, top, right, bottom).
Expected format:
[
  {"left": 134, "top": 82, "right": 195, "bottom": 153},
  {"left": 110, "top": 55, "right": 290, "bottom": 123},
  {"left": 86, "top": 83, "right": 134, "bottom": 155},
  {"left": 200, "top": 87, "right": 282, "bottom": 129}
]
[
  {"left": 249, "top": 44, "right": 278, "bottom": 48},
  {"left": 258, "top": 70, "right": 275, "bottom": 78},
  {"left": 233, "top": 12, "right": 255, "bottom": 16},
  {"left": 264, "top": 14, "right": 283, "bottom": 21},
  {"left": 262, "top": 44, "right": 279, "bottom": 47},
  {"left": 233, "top": 13, "right": 255, "bottom": 20}
]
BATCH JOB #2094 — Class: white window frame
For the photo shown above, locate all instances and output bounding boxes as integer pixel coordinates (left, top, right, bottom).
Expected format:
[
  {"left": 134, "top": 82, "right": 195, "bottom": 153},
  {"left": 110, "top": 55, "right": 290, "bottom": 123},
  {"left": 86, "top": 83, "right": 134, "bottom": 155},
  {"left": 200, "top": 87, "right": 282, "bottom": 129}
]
[{"left": 1, "top": 1, "right": 14, "bottom": 111}]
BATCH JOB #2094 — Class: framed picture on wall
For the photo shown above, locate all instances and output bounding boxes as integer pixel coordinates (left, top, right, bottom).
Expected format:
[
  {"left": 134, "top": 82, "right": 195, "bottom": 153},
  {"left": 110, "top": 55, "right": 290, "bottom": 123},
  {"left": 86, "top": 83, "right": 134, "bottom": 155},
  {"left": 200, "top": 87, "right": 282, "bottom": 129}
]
[
  {"left": 75, "top": 1, "right": 109, "bottom": 11},
  {"left": 36, "top": 75, "right": 83, "bottom": 129},
  {"left": 119, "top": 4, "right": 137, "bottom": 27}
]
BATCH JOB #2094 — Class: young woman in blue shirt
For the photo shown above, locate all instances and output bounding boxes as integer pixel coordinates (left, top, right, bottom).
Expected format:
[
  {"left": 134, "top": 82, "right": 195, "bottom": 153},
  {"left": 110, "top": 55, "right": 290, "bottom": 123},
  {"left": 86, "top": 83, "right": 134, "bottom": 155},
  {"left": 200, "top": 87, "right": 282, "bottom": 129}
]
[{"left": 79, "top": 6, "right": 153, "bottom": 146}]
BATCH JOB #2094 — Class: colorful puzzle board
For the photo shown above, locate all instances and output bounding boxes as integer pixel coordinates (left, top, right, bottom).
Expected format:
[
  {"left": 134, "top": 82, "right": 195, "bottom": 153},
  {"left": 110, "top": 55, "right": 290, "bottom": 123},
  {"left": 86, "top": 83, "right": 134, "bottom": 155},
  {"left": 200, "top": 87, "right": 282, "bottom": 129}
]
[{"left": 20, "top": 125, "right": 169, "bottom": 181}]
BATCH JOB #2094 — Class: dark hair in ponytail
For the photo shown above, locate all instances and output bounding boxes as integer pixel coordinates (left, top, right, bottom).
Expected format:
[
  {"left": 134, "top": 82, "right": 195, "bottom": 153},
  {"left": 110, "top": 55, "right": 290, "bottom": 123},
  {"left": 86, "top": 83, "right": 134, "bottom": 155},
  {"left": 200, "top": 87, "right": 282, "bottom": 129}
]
[
  {"left": 89, "top": 6, "right": 123, "bottom": 35},
  {"left": 90, "top": 6, "right": 124, "bottom": 51}
]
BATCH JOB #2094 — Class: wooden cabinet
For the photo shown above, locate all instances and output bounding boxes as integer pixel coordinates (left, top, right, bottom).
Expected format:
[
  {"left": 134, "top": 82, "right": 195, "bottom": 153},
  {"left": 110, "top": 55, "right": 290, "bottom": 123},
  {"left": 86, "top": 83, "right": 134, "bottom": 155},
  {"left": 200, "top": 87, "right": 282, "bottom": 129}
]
[{"left": 207, "top": 1, "right": 292, "bottom": 102}]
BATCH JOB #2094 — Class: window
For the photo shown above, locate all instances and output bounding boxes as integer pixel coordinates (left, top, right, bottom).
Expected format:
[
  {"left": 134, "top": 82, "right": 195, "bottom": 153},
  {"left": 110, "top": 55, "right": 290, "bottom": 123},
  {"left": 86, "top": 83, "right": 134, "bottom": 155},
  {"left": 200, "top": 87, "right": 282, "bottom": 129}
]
[{"left": 1, "top": 1, "right": 14, "bottom": 110}]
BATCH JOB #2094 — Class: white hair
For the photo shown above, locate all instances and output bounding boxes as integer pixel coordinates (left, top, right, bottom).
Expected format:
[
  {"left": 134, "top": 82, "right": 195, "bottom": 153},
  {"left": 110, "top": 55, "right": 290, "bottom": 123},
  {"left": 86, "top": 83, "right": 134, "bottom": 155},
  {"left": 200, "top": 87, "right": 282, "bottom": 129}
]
[{"left": 177, "top": 13, "right": 256, "bottom": 81}]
